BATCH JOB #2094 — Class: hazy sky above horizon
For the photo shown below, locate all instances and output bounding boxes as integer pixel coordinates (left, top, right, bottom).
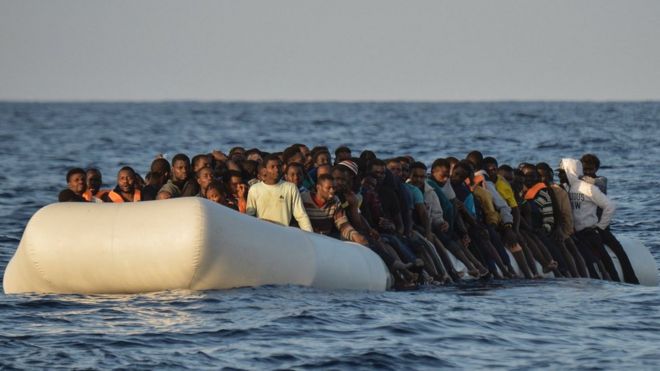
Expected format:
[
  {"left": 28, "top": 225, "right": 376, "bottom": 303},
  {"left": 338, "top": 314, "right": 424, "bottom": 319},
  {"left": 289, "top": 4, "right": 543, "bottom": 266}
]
[{"left": 1, "top": 0, "right": 659, "bottom": 101}]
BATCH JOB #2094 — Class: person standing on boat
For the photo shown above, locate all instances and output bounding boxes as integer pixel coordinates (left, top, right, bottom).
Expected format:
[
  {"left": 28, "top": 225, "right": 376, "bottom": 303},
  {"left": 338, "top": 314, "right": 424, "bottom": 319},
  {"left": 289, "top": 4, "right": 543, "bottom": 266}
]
[
  {"left": 246, "top": 154, "right": 313, "bottom": 232},
  {"left": 578, "top": 155, "right": 638, "bottom": 284},
  {"left": 558, "top": 158, "right": 621, "bottom": 281},
  {"left": 102, "top": 166, "right": 142, "bottom": 203},
  {"left": 58, "top": 168, "right": 88, "bottom": 202}
]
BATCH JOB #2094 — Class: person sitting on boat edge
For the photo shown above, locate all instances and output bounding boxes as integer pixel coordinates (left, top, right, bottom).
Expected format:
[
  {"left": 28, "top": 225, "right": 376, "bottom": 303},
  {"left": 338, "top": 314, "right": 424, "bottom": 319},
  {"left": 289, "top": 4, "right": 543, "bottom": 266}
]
[
  {"left": 157, "top": 153, "right": 191, "bottom": 200},
  {"left": 101, "top": 166, "right": 142, "bottom": 203},
  {"left": 246, "top": 154, "right": 313, "bottom": 232},
  {"left": 58, "top": 167, "right": 88, "bottom": 202},
  {"left": 223, "top": 170, "right": 247, "bottom": 213},
  {"left": 302, "top": 173, "right": 368, "bottom": 245}
]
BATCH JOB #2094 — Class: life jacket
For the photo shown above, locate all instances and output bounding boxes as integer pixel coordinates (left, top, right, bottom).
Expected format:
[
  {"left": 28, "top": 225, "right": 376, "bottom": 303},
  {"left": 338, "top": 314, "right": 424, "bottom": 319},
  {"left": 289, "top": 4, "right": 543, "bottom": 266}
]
[
  {"left": 82, "top": 189, "right": 109, "bottom": 202},
  {"left": 524, "top": 182, "right": 547, "bottom": 201},
  {"left": 107, "top": 188, "right": 142, "bottom": 203}
]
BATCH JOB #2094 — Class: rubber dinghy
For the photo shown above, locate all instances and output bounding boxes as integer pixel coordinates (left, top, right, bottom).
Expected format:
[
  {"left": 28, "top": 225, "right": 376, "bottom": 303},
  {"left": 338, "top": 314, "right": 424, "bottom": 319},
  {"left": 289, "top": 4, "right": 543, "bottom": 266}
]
[{"left": 3, "top": 198, "right": 658, "bottom": 294}]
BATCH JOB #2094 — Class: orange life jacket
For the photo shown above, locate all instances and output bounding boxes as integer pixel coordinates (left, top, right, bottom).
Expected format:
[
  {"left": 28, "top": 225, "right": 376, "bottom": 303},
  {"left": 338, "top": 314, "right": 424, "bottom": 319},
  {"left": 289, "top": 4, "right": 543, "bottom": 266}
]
[
  {"left": 107, "top": 189, "right": 142, "bottom": 203},
  {"left": 524, "top": 183, "right": 547, "bottom": 201},
  {"left": 82, "top": 189, "right": 109, "bottom": 202}
]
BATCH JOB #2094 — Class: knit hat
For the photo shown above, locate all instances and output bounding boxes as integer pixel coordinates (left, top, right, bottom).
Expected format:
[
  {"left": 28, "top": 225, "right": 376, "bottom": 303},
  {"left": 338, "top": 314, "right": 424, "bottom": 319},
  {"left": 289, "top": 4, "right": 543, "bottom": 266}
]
[{"left": 338, "top": 160, "right": 359, "bottom": 176}]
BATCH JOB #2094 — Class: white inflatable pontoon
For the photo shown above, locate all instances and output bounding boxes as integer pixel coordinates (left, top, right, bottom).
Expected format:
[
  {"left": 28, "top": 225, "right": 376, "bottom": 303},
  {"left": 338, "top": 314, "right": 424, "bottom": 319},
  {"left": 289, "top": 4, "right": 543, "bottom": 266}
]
[
  {"left": 3, "top": 198, "right": 391, "bottom": 294},
  {"left": 3, "top": 198, "right": 658, "bottom": 294}
]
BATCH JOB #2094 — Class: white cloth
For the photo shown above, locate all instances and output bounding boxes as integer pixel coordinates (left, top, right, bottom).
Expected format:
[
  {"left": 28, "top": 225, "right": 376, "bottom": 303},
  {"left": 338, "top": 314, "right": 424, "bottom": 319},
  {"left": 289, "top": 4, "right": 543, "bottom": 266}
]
[
  {"left": 246, "top": 180, "right": 313, "bottom": 232},
  {"left": 559, "top": 158, "right": 615, "bottom": 232}
]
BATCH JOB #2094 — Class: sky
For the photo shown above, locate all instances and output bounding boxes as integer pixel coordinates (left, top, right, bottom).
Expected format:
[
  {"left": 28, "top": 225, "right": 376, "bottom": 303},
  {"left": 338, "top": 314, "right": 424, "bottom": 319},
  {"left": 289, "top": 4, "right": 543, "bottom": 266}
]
[{"left": 1, "top": 0, "right": 659, "bottom": 101}]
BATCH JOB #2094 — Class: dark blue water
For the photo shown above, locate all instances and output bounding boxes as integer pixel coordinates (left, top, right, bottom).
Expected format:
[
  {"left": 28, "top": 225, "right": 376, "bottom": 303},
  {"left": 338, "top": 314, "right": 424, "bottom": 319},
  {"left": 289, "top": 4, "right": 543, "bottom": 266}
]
[{"left": 1, "top": 102, "right": 659, "bottom": 369}]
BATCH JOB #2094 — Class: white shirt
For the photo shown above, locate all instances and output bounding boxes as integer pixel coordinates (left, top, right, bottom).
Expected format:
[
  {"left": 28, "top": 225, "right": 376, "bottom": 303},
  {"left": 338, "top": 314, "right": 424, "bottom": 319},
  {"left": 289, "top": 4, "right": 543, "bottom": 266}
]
[{"left": 246, "top": 180, "right": 313, "bottom": 232}]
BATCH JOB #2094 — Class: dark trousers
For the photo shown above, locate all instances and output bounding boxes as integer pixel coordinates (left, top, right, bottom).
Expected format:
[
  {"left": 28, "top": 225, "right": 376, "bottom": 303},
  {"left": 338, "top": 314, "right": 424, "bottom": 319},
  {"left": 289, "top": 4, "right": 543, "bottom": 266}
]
[
  {"left": 599, "top": 228, "right": 639, "bottom": 284},
  {"left": 575, "top": 228, "right": 621, "bottom": 281}
]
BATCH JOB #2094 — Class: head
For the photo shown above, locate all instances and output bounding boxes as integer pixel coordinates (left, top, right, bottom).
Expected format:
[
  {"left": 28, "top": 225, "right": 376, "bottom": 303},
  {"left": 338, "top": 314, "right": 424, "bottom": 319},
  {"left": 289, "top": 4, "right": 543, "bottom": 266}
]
[
  {"left": 316, "top": 164, "right": 331, "bottom": 178},
  {"left": 431, "top": 158, "right": 451, "bottom": 184},
  {"left": 245, "top": 148, "right": 263, "bottom": 163},
  {"left": 536, "top": 162, "right": 554, "bottom": 185},
  {"left": 315, "top": 174, "right": 336, "bottom": 201},
  {"left": 284, "top": 162, "right": 304, "bottom": 187},
  {"left": 447, "top": 156, "right": 459, "bottom": 175},
  {"left": 86, "top": 168, "right": 102, "bottom": 194},
  {"left": 520, "top": 164, "right": 540, "bottom": 189},
  {"left": 409, "top": 162, "right": 428, "bottom": 189},
  {"left": 116, "top": 166, "right": 136, "bottom": 194},
  {"left": 466, "top": 151, "right": 484, "bottom": 170},
  {"left": 498, "top": 164, "right": 514, "bottom": 184},
  {"left": 368, "top": 159, "right": 387, "bottom": 184},
  {"left": 205, "top": 181, "right": 226, "bottom": 204},
  {"left": 66, "top": 168, "right": 87, "bottom": 195},
  {"left": 580, "top": 153, "right": 600, "bottom": 178},
  {"left": 296, "top": 144, "right": 313, "bottom": 170},
  {"left": 191, "top": 154, "right": 211, "bottom": 173},
  {"left": 171, "top": 153, "right": 191, "bottom": 182},
  {"left": 451, "top": 161, "right": 474, "bottom": 185},
  {"left": 283, "top": 145, "right": 304, "bottom": 166},
  {"left": 149, "top": 158, "right": 171, "bottom": 186},
  {"left": 312, "top": 147, "right": 331, "bottom": 167},
  {"left": 223, "top": 170, "right": 244, "bottom": 195},
  {"left": 335, "top": 146, "right": 352, "bottom": 164},
  {"left": 332, "top": 166, "right": 350, "bottom": 193},
  {"left": 385, "top": 158, "right": 403, "bottom": 179},
  {"left": 196, "top": 167, "right": 214, "bottom": 191},
  {"left": 262, "top": 154, "right": 282, "bottom": 184},
  {"left": 482, "top": 156, "right": 499, "bottom": 182},
  {"left": 240, "top": 160, "right": 259, "bottom": 181},
  {"left": 229, "top": 147, "right": 246, "bottom": 162}
]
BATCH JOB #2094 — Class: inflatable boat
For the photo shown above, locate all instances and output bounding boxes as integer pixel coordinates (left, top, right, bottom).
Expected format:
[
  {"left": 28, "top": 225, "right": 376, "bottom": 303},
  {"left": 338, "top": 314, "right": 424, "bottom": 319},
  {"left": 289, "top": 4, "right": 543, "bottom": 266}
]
[{"left": 3, "top": 198, "right": 658, "bottom": 294}]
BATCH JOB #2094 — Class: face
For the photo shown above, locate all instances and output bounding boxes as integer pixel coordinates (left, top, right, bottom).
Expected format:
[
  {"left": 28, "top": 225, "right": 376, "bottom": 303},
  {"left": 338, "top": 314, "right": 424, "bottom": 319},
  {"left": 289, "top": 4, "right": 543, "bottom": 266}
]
[
  {"left": 370, "top": 164, "right": 386, "bottom": 184},
  {"left": 117, "top": 170, "right": 135, "bottom": 193},
  {"left": 582, "top": 162, "right": 597, "bottom": 178},
  {"left": 300, "top": 146, "right": 313, "bottom": 169},
  {"left": 316, "top": 179, "right": 335, "bottom": 201},
  {"left": 315, "top": 152, "right": 330, "bottom": 167},
  {"left": 288, "top": 152, "right": 304, "bottom": 166},
  {"left": 332, "top": 169, "right": 348, "bottom": 193},
  {"left": 86, "top": 171, "right": 102, "bottom": 193},
  {"left": 499, "top": 169, "right": 514, "bottom": 184},
  {"left": 538, "top": 168, "right": 553, "bottom": 185},
  {"left": 172, "top": 160, "right": 190, "bottom": 182},
  {"left": 386, "top": 161, "right": 402, "bottom": 179},
  {"left": 450, "top": 166, "right": 469, "bottom": 185},
  {"left": 206, "top": 187, "right": 225, "bottom": 204},
  {"left": 409, "top": 167, "right": 426, "bottom": 188},
  {"left": 336, "top": 151, "right": 351, "bottom": 163},
  {"left": 193, "top": 156, "right": 210, "bottom": 173},
  {"left": 557, "top": 169, "right": 568, "bottom": 184},
  {"left": 230, "top": 149, "right": 245, "bottom": 162},
  {"left": 484, "top": 163, "right": 498, "bottom": 182},
  {"left": 227, "top": 176, "right": 243, "bottom": 195},
  {"left": 68, "top": 173, "right": 87, "bottom": 194},
  {"left": 432, "top": 165, "right": 450, "bottom": 184},
  {"left": 317, "top": 164, "right": 331, "bottom": 178},
  {"left": 264, "top": 159, "right": 282, "bottom": 183},
  {"left": 362, "top": 176, "right": 377, "bottom": 191},
  {"left": 522, "top": 168, "right": 539, "bottom": 189},
  {"left": 285, "top": 165, "right": 303, "bottom": 187},
  {"left": 400, "top": 162, "right": 410, "bottom": 180},
  {"left": 196, "top": 168, "right": 214, "bottom": 190},
  {"left": 247, "top": 152, "right": 262, "bottom": 163}
]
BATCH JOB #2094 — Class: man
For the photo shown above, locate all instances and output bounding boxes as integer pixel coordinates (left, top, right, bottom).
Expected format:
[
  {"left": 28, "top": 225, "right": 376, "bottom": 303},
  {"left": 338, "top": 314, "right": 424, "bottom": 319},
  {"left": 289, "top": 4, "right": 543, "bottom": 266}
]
[
  {"left": 195, "top": 167, "right": 215, "bottom": 198},
  {"left": 559, "top": 158, "right": 632, "bottom": 282},
  {"left": 58, "top": 168, "right": 87, "bottom": 202},
  {"left": 301, "top": 174, "right": 368, "bottom": 244},
  {"left": 223, "top": 170, "right": 247, "bottom": 213},
  {"left": 82, "top": 168, "right": 108, "bottom": 202},
  {"left": 141, "top": 158, "right": 171, "bottom": 201},
  {"left": 334, "top": 146, "right": 352, "bottom": 164},
  {"left": 284, "top": 162, "right": 307, "bottom": 193},
  {"left": 157, "top": 153, "right": 191, "bottom": 200},
  {"left": 246, "top": 154, "right": 313, "bottom": 231},
  {"left": 102, "top": 166, "right": 142, "bottom": 202}
]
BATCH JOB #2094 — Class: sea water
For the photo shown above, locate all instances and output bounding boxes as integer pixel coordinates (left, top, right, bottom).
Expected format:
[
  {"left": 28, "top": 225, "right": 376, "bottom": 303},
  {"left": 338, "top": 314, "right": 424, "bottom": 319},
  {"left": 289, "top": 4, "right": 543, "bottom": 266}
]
[{"left": 1, "top": 102, "right": 659, "bottom": 369}]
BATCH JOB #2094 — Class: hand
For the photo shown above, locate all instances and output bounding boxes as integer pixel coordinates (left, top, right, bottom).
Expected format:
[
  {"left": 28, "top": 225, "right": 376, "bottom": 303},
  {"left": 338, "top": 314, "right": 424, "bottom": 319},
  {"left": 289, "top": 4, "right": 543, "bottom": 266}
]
[
  {"left": 440, "top": 221, "right": 449, "bottom": 233},
  {"left": 353, "top": 233, "right": 369, "bottom": 246},
  {"left": 461, "top": 234, "right": 471, "bottom": 247},
  {"left": 212, "top": 150, "right": 228, "bottom": 162},
  {"left": 368, "top": 228, "right": 381, "bottom": 240},
  {"left": 236, "top": 183, "right": 247, "bottom": 199}
]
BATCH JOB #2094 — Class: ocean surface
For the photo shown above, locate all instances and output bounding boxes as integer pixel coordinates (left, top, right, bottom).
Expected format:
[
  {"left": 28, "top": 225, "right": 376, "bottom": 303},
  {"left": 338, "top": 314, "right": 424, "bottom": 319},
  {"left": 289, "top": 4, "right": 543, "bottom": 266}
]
[{"left": 1, "top": 101, "right": 659, "bottom": 369}]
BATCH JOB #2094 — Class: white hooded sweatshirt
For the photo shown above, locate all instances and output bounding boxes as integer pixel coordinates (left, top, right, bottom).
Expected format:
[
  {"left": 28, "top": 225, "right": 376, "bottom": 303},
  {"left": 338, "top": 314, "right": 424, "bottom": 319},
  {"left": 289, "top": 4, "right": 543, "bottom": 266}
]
[{"left": 558, "top": 158, "right": 615, "bottom": 232}]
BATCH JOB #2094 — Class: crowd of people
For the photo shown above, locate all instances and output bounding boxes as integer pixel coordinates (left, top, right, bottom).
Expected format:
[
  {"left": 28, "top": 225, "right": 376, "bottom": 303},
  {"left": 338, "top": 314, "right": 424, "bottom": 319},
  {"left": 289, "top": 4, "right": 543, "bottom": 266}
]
[{"left": 58, "top": 144, "right": 639, "bottom": 288}]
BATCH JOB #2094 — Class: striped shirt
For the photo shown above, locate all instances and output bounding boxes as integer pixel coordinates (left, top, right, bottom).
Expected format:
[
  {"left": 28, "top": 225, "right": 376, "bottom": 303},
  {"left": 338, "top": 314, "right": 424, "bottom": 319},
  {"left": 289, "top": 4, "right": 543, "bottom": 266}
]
[{"left": 301, "top": 191, "right": 357, "bottom": 241}]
